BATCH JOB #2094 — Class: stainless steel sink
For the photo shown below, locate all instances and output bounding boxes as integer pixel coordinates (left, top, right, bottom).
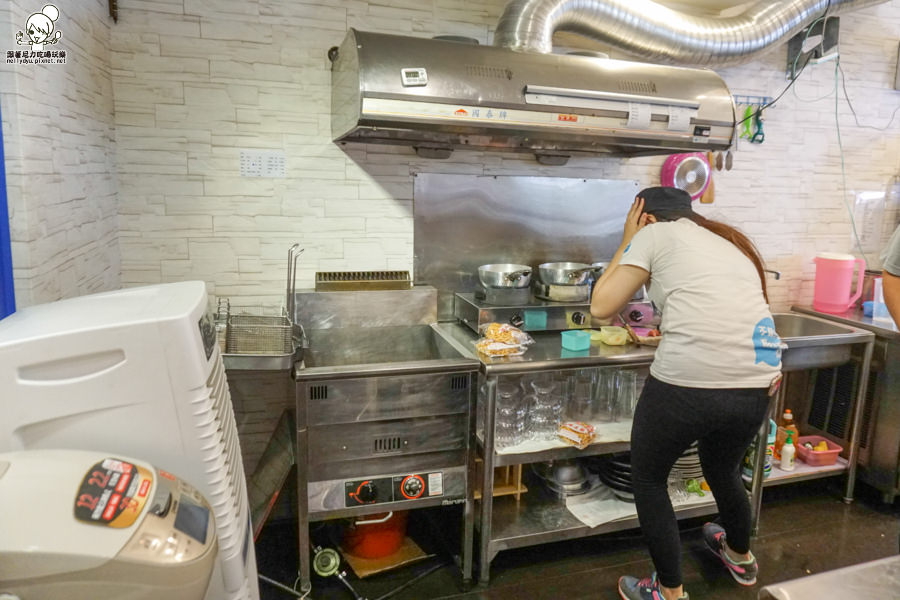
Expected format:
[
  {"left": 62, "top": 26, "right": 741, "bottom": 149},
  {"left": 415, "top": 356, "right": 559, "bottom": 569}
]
[
  {"left": 297, "top": 323, "right": 480, "bottom": 379},
  {"left": 773, "top": 312, "right": 872, "bottom": 371}
]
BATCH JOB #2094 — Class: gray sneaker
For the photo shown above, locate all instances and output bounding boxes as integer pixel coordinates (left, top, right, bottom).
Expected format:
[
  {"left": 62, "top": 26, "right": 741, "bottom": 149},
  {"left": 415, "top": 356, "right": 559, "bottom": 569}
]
[
  {"left": 617, "top": 573, "right": 689, "bottom": 600},
  {"left": 702, "top": 522, "right": 758, "bottom": 586}
]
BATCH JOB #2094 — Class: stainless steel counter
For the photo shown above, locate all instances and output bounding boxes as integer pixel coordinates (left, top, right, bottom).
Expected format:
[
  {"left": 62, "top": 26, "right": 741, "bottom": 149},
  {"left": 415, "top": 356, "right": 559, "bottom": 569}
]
[
  {"left": 433, "top": 322, "right": 656, "bottom": 375},
  {"left": 759, "top": 554, "right": 900, "bottom": 600},
  {"left": 793, "top": 305, "right": 900, "bottom": 504},
  {"left": 792, "top": 305, "right": 899, "bottom": 341}
]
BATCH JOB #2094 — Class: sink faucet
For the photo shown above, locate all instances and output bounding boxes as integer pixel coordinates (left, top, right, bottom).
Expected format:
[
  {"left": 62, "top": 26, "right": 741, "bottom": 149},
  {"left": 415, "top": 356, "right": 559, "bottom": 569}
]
[{"left": 764, "top": 269, "right": 781, "bottom": 280}]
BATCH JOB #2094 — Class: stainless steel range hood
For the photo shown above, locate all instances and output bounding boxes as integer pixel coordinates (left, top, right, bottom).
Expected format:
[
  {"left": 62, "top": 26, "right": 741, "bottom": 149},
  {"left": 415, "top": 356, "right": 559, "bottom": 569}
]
[{"left": 330, "top": 29, "right": 735, "bottom": 163}]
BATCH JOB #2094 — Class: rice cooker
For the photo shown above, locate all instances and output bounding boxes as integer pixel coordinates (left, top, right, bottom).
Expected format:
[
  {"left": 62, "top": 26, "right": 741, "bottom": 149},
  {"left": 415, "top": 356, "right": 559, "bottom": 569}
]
[{"left": 0, "top": 449, "right": 217, "bottom": 600}]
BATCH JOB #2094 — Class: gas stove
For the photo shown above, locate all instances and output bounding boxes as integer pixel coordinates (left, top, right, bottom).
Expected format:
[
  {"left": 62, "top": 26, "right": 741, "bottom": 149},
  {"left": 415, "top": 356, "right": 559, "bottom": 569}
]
[{"left": 454, "top": 290, "right": 657, "bottom": 334}]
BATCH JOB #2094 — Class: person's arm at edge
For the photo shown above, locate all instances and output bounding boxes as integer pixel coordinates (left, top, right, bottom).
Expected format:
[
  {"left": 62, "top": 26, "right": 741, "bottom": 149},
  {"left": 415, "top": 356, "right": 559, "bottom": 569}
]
[
  {"left": 882, "top": 269, "right": 900, "bottom": 325},
  {"left": 591, "top": 198, "right": 652, "bottom": 319}
]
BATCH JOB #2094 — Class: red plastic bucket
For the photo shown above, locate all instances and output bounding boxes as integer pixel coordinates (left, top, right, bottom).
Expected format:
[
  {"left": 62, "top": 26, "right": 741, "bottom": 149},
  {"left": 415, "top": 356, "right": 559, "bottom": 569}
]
[
  {"left": 341, "top": 511, "right": 408, "bottom": 559},
  {"left": 812, "top": 253, "right": 865, "bottom": 314}
]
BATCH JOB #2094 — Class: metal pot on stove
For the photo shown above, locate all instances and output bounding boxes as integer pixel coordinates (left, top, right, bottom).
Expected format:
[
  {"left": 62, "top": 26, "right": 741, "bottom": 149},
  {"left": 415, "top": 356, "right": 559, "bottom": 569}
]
[
  {"left": 477, "top": 263, "right": 532, "bottom": 288},
  {"left": 537, "top": 262, "right": 594, "bottom": 286}
]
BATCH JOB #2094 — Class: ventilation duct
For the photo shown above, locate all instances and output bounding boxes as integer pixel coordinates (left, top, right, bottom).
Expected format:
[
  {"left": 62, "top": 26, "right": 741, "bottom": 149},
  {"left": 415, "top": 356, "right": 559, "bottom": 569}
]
[{"left": 494, "top": 0, "right": 888, "bottom": 66}]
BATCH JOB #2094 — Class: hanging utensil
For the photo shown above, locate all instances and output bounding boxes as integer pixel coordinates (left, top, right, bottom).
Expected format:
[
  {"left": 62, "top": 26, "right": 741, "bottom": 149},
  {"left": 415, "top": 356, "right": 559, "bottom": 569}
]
[
  {"left": 699, "top": 170, "right": 715, "bottom": 204},
  {"left": 286, "top": 244, "right": 304, "bottom": 322},
  {"left": 725, "top": 150, "right": 733, "bottom": 171}
]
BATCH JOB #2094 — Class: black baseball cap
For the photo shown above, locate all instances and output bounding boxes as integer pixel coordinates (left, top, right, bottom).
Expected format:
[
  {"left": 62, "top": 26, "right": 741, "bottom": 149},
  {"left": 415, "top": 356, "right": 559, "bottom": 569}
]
[{"left": 638, "top": 186, "right": 694, "bottom": 221}]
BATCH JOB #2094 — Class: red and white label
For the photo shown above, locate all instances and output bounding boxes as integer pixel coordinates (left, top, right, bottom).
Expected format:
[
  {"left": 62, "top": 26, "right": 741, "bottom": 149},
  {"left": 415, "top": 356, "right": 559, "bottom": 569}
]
[
  {"left": 557, "top": 114, "right": 578, "bottom": 122},
  {"left": 115, "top": 472, "right": 132, "bottom": 493},
  {"left": 138, "top": 479, "right": 151, "bottom": 498}
]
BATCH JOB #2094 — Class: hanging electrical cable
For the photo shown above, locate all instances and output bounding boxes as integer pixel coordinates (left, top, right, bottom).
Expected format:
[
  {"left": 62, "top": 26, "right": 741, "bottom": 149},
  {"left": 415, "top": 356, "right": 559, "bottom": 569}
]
[
  {"left": 838, "top": 62, "right": 900, "bottom": 131},
  {"left": 834, "top": 56, "right": 873, "bottom": 267}
]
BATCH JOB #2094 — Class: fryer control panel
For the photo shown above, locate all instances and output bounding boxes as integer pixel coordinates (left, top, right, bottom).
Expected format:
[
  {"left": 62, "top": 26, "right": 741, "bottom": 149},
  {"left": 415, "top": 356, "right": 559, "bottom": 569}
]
[{"left": 344, "top": 472, "right": 444, "bottom": 507}]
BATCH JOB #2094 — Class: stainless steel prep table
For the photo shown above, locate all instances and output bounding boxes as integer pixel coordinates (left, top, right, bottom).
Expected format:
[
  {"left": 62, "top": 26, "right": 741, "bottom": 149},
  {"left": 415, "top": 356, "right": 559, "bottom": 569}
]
[
  {"left": 791, "top": 305, "right": 900, "bottom": 502},
  {"left": 433, "top": 323, "right": 719, "bottom": 584}
]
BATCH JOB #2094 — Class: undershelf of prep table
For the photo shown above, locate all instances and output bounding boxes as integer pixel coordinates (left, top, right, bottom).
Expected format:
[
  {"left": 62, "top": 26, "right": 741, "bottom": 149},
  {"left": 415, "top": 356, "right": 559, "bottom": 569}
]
[
  {"left": 479, "top": 472, "right": 717, "bottom": 554},
  {"left": 746, "top": 456, "right": 849, "bottom": 488}
]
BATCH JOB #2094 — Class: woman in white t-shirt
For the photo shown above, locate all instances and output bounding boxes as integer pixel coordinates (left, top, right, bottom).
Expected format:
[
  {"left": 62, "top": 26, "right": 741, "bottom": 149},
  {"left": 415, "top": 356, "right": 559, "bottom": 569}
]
[{"left": 590, "top": 187, "right": 782, "bottom": 600}]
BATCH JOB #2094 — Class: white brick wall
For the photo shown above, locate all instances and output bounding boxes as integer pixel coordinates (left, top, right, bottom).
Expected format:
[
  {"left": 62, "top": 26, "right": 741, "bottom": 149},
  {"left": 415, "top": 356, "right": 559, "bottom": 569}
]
[
  {"left": 4, "top": 1, "right": 899, "bottom": 311},
  {"left": 1, "top": 1, "right": 120, "bottom": 307},
  {"left": 109, "top": 0, "right": 900, "bottom": 311}
]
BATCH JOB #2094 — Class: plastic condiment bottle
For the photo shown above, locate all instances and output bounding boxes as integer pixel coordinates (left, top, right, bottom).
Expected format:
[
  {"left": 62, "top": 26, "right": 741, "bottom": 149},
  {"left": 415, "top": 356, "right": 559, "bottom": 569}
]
[
  {"left": 774, "top": 409, "right": 799, "bottom": 461},
  {"left": 780, "top": 431, "right": 796, "bottom": 471}
]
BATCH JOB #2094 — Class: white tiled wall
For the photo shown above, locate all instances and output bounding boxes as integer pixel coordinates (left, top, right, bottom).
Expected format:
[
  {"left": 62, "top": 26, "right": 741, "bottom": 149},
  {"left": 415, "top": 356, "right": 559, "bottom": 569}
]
[
  {"left": 108, "top": 0, "right": 900, "bottom": 312},
  {"left": 1, "top": 1, "right": 120, "bottom": 307},
  {"left": 4, "top": 1, "right": 900, "bottom": 312}
]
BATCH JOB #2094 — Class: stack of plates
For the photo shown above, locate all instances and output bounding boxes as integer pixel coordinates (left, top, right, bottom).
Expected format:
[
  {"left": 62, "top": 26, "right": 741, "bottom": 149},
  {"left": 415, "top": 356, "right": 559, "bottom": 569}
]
[
  {"left": 589, "top": 453, "right": 635, "bottom": 502},
  {"left": 671, "top": 442, "right": 703, "bottom": 480}
]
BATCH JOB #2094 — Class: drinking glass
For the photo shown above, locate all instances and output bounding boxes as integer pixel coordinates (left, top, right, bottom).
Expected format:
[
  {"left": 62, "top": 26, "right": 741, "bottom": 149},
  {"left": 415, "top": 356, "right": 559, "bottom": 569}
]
[
  {"left": 595, "top": 369, "right": 618, "bottom": 422},
  {"left": 616, "top": 370, "right": 637, "bottom": 419},
  {"left": 495, "top": 383, "right": 521, "bottom": 449},
  {"left": 567, "top": 370, "right": 594, "bottom": 422}
]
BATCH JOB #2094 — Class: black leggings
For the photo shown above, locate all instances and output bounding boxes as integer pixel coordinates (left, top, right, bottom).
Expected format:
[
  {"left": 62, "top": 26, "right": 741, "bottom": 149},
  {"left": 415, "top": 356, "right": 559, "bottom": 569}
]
[{"left": 630, "top": 375, "right": 770, "bottom": 589}]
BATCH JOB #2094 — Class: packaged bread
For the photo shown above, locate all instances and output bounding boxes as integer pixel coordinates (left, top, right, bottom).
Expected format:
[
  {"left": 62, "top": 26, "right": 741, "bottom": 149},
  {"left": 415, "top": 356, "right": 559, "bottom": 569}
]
[
  {"left": 474, "top": 339, "right": 527, "bottom": 357},
  {"left": 597, "top": 326, "right": 629, "bottom": 346},
  {"left": 479, "top": 322, "right": 533, "bottom": 346},
  {"left": 558, "top": 421, "right": 595, "bottom": 449}
]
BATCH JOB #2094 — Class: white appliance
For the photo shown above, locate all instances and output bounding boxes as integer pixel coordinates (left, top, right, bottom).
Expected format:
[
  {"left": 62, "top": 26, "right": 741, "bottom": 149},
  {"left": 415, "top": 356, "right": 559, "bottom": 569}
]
[
  {"left": 0, "top": 449, "right": 218, "bottom": 599},
  {"left": 0, "top": 282, "right": 260, "bottom": 600}
]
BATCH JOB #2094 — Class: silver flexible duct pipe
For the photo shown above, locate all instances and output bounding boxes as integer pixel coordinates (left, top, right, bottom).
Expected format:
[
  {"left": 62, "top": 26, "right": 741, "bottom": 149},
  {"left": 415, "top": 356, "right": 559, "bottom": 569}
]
[{"left": 494, "top": 0, "right": 888, "bottom": 66}]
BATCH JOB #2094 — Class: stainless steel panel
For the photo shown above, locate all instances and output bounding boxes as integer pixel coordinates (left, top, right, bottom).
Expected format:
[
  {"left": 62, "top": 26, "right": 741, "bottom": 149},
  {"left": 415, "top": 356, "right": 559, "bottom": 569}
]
[
  {"left": 307, "top": 414, "right": 467, "bottom": 467},
  {"left": 302, "top": 372, "right": 470, "bottom": 426},
  {"left": 331, "top": 29, "right": 736, "bottom": 157},
  {"left": 413, "top": 174, "right": 638, "bottom": 321},
  {"left": 292, "top": 286, "right": 437, "bottom": 330},
  {"left": 308, "top": 465, "right": 467, "bottom": 515},
  {"left": 308, "top": 450, "right": 468, "bottom": 483}
]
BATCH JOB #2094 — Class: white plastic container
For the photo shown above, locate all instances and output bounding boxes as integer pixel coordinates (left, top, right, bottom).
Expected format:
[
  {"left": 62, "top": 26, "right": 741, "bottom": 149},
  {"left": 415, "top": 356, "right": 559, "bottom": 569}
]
[{"left": 780, "top": 433, "right": 796, "bottom": 472}]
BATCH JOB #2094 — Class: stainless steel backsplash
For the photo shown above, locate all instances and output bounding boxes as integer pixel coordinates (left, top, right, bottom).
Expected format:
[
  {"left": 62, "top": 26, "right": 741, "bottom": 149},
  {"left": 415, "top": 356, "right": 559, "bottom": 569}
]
[{"left": 413, "top": 173, "right": 639, "bottom": 320}]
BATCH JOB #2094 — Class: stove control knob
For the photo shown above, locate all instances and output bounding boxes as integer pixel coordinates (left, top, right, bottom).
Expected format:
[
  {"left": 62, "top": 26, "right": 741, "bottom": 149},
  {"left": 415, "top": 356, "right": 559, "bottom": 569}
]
[
  {"left": 571, "top": 312, "right": 586, "bottom": 325},
  {"left": 401, "top": 475, "right": 425, "bottom": 499},
  {"left": 354, "top": 481, "right": 377, "bottom": 504},
  {"left": 509, "top": 313, "right": 524, "bottom": 328},
  {"left": 628, "top": 310, "right": 644, "bottom": 323}
]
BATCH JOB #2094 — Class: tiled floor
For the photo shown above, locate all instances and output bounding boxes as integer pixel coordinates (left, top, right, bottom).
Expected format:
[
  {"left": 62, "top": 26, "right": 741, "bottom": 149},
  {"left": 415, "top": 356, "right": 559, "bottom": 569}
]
[{"left": 255, "top": 478, "right": 900, "bottom": 599}]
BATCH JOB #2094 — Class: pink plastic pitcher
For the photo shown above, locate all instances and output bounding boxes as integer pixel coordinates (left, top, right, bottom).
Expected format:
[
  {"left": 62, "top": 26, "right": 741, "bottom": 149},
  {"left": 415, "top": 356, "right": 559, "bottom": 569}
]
[{"left": 813, "top": 253, "right": 866, "bottom": 314}]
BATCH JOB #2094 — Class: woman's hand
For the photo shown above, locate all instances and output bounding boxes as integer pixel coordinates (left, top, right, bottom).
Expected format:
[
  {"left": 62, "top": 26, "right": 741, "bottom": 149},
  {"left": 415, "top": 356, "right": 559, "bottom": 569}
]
[{"left": 622, "top": 197, "right": 654, "bottom": 245}]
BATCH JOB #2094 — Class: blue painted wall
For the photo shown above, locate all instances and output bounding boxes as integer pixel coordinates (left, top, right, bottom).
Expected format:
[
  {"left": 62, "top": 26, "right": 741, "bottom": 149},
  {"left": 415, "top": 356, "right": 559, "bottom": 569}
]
[{"left": 0, "top": 101, "right": 15, "bottom": 319}]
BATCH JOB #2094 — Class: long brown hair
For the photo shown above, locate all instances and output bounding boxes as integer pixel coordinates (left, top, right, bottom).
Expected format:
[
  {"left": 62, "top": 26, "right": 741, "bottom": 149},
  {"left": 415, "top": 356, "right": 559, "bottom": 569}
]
[{"left": 685, "top": 214, "right": 770, "bottom": 303}]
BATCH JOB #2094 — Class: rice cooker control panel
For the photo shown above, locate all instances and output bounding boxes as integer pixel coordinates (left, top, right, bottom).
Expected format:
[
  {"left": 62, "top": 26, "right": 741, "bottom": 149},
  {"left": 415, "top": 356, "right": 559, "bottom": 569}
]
[{"left": 344, "top": 472, "right": 444, "bottom": 507}]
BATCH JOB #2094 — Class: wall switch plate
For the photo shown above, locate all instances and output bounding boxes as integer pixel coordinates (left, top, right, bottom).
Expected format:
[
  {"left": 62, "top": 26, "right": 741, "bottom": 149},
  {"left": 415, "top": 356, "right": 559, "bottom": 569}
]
[{"left": 239, "top": 150, "right": 286, "bottom": 178}]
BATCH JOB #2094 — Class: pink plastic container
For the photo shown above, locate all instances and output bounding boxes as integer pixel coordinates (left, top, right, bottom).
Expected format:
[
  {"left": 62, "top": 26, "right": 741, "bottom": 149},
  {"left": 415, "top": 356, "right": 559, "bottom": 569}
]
[
  {"left": 812, "top": 253, "right": 865, "bottom": 314},
  {"left": 796, "top": 435, "right": 843, "bottom": 466}
]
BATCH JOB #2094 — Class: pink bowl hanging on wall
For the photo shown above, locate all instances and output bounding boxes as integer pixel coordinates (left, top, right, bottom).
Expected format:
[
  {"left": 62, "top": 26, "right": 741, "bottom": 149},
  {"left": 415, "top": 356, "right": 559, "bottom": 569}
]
[{"left": 660, "top": 152, "right": 711, "bottom": 200}]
